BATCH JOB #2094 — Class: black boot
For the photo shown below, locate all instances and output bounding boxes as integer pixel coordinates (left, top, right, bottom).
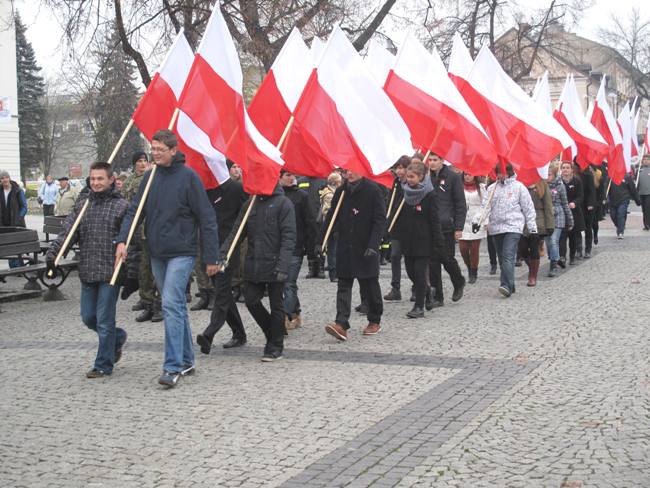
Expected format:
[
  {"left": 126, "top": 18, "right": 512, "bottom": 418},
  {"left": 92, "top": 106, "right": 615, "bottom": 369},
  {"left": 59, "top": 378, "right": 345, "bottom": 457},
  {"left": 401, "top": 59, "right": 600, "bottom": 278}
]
[
  {"left": 131, "top": 300, "right": 147, "bottom": 312},
  {"left": 316, "top": 256, "right": 326, "bottom": 279},
  {"left": 383, "top": 288, "right": 401, "bottom": 301},
  {"left": 196, "top": 333, "right": 212, "bottom": 354},
  {"left": 451, "top": 278, "right": 465, "bottom": 302},
  {"left": 468, "top": 268, "right": 477, "bottom": 284},
  {"left": 151, "top": 302, "right": 163, "bottom": 322},
  {"left": 135, "top": 304, "right": 153, "bottom": 322},
  {"left": 424, "top": 287, "right": 434, "bottom": 311},
  {"left": 406, "top": 306, "right": 424, "bottom": 319},
  {"left": 490, "top": 263, "right": 497, "bottom": 275},
  {"left": 190, "top": 289, "right": 210, "bottom": 311},
  {"left": 305, "top": 259, "right": 317, "bottom": 279},
  {"left": 223, "top": 336, "right": 247, "bottom": 348}
]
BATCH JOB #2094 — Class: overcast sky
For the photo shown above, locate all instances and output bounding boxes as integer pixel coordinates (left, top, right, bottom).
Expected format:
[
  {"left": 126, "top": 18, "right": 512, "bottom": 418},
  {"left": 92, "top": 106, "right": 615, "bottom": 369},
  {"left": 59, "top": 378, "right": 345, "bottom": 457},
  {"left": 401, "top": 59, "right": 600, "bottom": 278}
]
[{"left": 13, "top": 0, "right": 648, "bottom": 81}]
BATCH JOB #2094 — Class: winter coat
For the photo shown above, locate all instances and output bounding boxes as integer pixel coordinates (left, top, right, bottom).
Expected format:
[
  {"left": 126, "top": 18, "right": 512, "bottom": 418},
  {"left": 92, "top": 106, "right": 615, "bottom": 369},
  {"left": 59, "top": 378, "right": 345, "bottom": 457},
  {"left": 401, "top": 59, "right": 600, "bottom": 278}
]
[
  {"left": 283, "top": 184, "right": 318, "bottom": 258},
  {"left": 609, "top": 174, "right": 641, "bottom": 207},
  {"left": 117, "top": 152, "right": 220, "bottom": 265},
  {"left": 297, "top": 176, "right": 327, "bottom": 223},
  {"left": 430, "top": 165, "right": 467, "bottom": 234},
  {"left": 206, "top": 179, "right": 248, "bottom": 242},
  {"left": 473, "top": 175, "right": 537, "bottom": 235},
  {"left": 525, "top": 182, "right": 555, "bottom": 236},
  {"left": 322, "top": 178, "right": 386, "bottom": 279},
  {"left": 548, "top": 177, "right": 574, "bottom": 229},
  {"left": 460, "top": 184, "right": 487, "bottom": 240},
  {"left": 562, "top": 176, "right": 585, "bottom": 232},
  {"left": 579, "top": 169, "right": 597, "bottom": 212},
  {"left": 637, "top": 165, "right": 650, "bottom": 196},
  {"left": 222, "top": 184, "right": 296, "bottom": 283},
  {"left": 1, "top": 181, "right": 27, "bottom": 227},
  {"left": 393, "top": 190, "right": 445, "bottom": 257},
  {"left": 47, "top": 188, "right": 129, "bottom": 283},
  {"left": 54, "top": 185, "right": 79, "bottom": 216}
]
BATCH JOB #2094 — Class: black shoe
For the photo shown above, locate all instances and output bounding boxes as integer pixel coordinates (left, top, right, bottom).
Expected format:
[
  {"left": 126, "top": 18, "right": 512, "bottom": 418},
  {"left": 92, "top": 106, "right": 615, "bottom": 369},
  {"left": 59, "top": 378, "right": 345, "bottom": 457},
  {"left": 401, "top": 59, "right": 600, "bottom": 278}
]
[
  {"left": 196, "top": 333, "right": 212, "bottom": 354},
  {"left": 114, "top": 331, "right": 127, "bottom": 364},
  {"left": 131, "top": 301, "right": 147, "bottom": 312},
  {"left": 583, "top": 252, "right": 591, "bottom": 259},
  {"left": 86, "top": 368, "right": 110, "bottom": 379},
  {"left": 150, "top": 303, "right": 163, "bottom": 322},
  {"left": 383, "top": 288, "right": 402, "bottom": 301},
  {"left": 490, "top": 263, "right": 497, "bottom": 275},
  {"left": 190, "top": 290, "right": 210, "bottom": 311},
  {"left": 569, "top": 256, "right": 576, "bottom": 265},
  {"left": 261, "top": 351, "right": 283, "bottom": 362},
  {"left": 424, "top": 287, "right": 433, "bottom": 310},
  {"left": 468, "top": 268, "right": 477, "bottom": 284},
  {"left": 355, "top": 303, "right": 369, "bottom": 314},
  {"left": 222, "top": 337, "right": 247, "bottom": 349},
  {"left": 451, "top": 280, "right": 465, "bottom": 302},
  {"left": 158, "top": 370, "right": 181, "bottom": 388},
  {"left": 406, "top": 306, "right": 424, "bottom": 319},
  {"left": 135, "top": 308, "right": 153, "bottom": 322},
  {"left": 557, "top": 258, "right": 566, "bottom": 269},
  {"left": 593, "top": 235, "right": 598, "bottom": 245},
  {"left": 429, "top": 299, "right": 444, "bottom": 309}
]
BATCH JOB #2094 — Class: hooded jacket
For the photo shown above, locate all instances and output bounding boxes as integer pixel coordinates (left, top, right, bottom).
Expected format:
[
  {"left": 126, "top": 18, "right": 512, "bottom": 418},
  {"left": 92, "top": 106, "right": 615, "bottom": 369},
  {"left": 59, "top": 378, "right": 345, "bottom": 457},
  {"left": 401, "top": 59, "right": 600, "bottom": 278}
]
[
  {"left": 473, "top": 175, "right": 537, "bottom": 235},
  {"left": 117, "top": 152, "right": 220, "bottom": 264}
]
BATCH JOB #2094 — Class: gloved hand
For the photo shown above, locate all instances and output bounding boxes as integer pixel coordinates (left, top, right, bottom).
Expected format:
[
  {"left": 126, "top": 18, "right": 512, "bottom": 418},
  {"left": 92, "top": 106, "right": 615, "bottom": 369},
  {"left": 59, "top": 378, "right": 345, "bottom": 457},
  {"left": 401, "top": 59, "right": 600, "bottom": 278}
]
[
  {"left": 120, "top": 277, "right": 140, "bottom": 300},
  {"left": 276, "top": 272, "right": 288, "bottom": 282},
  {"left": 472, "top": 223, "right": 481, "bottom": 234},
  {"left": 363, "top": 248, "right": 378, "bottom": 258},
  {"left": 45, "top": 256, "right": 57, "bottom": 277}
]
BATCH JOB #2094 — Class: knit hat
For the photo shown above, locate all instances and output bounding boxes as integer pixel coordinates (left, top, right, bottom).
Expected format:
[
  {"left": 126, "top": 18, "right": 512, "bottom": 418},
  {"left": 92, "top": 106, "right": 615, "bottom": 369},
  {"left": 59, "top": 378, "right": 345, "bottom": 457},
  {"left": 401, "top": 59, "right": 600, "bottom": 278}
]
[{"left": 131, "top": 151, "right": 148, "bottom": 165}]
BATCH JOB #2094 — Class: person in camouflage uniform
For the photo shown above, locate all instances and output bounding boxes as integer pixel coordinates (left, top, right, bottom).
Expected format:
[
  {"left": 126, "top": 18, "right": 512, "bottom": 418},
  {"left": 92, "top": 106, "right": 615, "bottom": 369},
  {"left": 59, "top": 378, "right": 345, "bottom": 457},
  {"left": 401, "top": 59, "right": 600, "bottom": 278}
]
[{"left": 123, "top": 151, "right": 162, "bottom": 322}]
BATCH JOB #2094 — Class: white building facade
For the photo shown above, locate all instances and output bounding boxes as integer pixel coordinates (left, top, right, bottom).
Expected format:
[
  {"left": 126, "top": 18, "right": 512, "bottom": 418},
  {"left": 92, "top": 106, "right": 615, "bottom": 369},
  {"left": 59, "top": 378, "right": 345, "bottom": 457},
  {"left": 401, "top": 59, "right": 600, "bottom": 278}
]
[{"left": 0, "top": 0, "right": 20, "bottom": 181}]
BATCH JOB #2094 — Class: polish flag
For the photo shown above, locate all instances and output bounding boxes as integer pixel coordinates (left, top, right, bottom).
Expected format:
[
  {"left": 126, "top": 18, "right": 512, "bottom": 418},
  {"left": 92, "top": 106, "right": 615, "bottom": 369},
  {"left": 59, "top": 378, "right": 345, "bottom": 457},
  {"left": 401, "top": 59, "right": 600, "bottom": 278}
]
[
  {"left": 365, "top": 39, "right": 395, "bottom": 87},
  {"left": 131, "top": 30, "right": 228, "bottom": 188},
  {"left": 589, "top": 76, "right": 626, "bottom": 184},
  {"left": 645, "top": 112, "right": 650, "bottom": 153},
  {"left": 554, "top": 74, "right": 608, "bottom": 168},
  {"left": 310, "top": 37, "right": 326, "bottom": 64},
  {"left": 617, "top": 102, "right": 633, "bottom": 173},
  {"left": 178, "top": 3, "right": 283, "bottom": 196},
  {"left": 284, "top": 25, "right": 412, "bottom": 186},
  {"left": 448, "top": 33, "right": 474, "bottom": 92},
  {"left": 630, "top": 101, "right": 640, "bottom": 158},
  {"left": 449, "top": 43, "right": 572, "bottom": 169},
  {"left": 384, "top": 33, "right": 496, "bottom": 175}
]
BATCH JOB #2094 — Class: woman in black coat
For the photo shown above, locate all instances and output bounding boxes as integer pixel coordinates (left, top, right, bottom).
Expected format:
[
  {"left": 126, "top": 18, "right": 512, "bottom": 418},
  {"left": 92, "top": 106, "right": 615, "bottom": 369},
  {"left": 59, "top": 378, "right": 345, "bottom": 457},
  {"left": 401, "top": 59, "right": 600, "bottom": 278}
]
[
  {"left": 559, "top": 161, "right": 584, "bottom": 265},
  {"left": 576, "top": 163, "right": 597, "bottom": 258},
  {"left": 393, "top": 161, "right": 445, "bottom": 318}
]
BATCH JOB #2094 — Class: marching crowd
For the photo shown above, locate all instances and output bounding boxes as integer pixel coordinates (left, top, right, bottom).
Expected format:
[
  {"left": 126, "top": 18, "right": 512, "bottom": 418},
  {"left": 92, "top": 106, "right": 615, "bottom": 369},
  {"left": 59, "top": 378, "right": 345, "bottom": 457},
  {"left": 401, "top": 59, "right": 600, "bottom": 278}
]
[{"left": 2, "top": 128, "right": 648, "bottom": 388}]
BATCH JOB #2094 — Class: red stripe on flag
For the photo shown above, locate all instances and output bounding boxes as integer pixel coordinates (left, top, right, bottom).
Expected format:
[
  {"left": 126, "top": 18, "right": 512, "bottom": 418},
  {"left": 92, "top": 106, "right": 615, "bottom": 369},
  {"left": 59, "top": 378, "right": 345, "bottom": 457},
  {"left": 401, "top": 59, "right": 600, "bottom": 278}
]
[
  {"left": 248, "top": 70, "right": 293, "bottom": 146},
  {"left": 591, "top": 104, "right": 626, "bottom": 184},
  {"left": 553, "top": 110, "right": 608, "bottom": 168},
  {"left": 132, "top": 73, "right": 178, "bottom": 140}
]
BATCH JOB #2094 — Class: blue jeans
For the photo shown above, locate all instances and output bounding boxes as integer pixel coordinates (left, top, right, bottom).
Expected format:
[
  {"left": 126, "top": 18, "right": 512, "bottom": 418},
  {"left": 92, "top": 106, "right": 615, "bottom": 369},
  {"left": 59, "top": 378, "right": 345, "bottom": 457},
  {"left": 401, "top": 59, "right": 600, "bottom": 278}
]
[
  {"left": 544, "top": 228, "right": 562, "bottom": 262},
  {"left": 493, "top": 233, "right": 521, "bottom": 293},
  {"left": 609, "top": 200, "right": 629, "bottom": 235},
  {"left": 151, "top": 256, "right": 196, "bottom": 373},
  {"left": 283, "top": 255, "right": 303, "bottom": 318},
  {"left": 80, "top": 281, "right": 125, "bottom": 373}
]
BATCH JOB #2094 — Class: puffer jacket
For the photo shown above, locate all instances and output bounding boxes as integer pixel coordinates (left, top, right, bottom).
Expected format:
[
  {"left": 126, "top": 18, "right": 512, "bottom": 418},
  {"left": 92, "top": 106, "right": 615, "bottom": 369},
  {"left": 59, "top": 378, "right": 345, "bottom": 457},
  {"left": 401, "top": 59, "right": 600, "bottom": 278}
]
[
  {"left": 548, "top": 177, "right": 574, "bottom": 229},
  {"left": 473, "top": 175, "right": 537, "bottom": 235},
  {"left": 47, "top": 187, "right": 129, "bottom": 283}
]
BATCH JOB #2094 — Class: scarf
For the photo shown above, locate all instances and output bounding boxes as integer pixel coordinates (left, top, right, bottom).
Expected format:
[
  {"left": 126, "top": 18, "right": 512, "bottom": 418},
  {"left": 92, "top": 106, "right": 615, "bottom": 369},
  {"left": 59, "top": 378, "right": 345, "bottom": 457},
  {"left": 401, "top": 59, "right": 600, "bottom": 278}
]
[{"left": 402, "top": 174, "right": 433, "bottom": 205}]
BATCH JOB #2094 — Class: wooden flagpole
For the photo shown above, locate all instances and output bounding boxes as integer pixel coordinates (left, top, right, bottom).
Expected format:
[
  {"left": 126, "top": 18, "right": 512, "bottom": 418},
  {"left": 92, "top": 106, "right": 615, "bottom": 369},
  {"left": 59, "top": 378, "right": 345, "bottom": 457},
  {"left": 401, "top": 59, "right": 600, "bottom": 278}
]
[
  {"left": 321, "top": 191, "right": 344, "bottom": 253},
  {"left": 110, "top": 109, "right": 180, "bottom": 285},
  {"left": 635, "top": 146, "right": 645, "bottom": 187},
  {"left": 49, "top": 118, "right": 135, "bottom": 276},
  {"left": 385, "top": 182, "right": 397, "bottom": 219}
]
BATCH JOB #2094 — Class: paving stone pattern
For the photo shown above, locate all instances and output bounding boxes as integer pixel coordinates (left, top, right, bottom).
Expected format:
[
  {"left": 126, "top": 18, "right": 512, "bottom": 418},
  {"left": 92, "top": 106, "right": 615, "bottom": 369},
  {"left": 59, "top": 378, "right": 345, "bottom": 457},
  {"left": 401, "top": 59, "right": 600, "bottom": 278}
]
[{"left": 0, "top": 216, "right": 649, "bottom": 487}]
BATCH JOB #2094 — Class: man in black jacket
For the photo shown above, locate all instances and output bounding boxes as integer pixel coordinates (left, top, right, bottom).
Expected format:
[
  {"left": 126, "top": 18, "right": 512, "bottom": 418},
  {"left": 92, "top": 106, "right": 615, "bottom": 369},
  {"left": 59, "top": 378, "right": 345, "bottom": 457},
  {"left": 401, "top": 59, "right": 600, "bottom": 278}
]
[
  {"left": 115, "top": 130, "right": 220, "bottom": 388},
  {"left": 196, "top": 176, "right": 249, "bottom": 353},
  {"left": 297, "top": 175, "right": 327, "bottom": 278},
  {"left": 280, "top": 170, "right": 317, "bottom": 330},
  {"left": 221, "top": 183, "right": 296, "bottom": 361},
  {"left": 384, "top": 156, "right": 410, "bottom": 301},
  {"left": 608, "top": 172, "right": 641, "bottom": 239},
  {"left": 428, "top": 154, "right": 466, "bottom": 307},
  {"left": 324, "top": 172, "right": 386, "bottom": 341},
  {"left": 47, "top": 162, "right": 129, "bottom": 378}
]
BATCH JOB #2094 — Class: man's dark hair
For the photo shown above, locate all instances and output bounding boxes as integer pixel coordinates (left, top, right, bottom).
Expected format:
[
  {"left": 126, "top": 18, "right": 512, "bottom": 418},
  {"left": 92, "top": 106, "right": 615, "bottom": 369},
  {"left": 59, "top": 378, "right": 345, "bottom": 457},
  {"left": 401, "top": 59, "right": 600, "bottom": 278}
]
[
  {"left": 89, "top": 161, "right": 113, "bottom": 177},
  {"left": 152, "top": 129, "right": 178, "bottom": 149}
]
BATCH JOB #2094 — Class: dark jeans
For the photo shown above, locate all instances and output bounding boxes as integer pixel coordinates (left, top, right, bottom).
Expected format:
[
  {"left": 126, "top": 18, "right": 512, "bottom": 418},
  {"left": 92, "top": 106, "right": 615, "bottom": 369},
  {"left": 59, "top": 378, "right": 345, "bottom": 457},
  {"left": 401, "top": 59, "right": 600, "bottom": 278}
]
[
  {"left": 487, "top": 234, "right": 497, "bottom": 266},
  {"left": 404, "top": 256, "right": 427, "bottom": 308},
  {"left": 283, "top": 255, "right": 303, "bottom": 318},
  {"left": 202, "top": 248, "right": 246, "bottom": 342},
  {"left": 641, "top": 195, "right": 650, "bottom": 229},
  {"left": 429, "top": 232, "right": 464, "bottom": 302},
  {"left": 244, "top": 281, "right": 285, "bottom": 355},
  {"left": 518, "top": 234, "right": 541, "bottom": 260},
  {"left": 583, "top": 209, "right": 595, "bottom": 253},
  {"left": 390, "top": 239, "right": 402, "bottom": 290},
  {"left": 43, "top": 204, "right": 54, "bottom": 216},
  {"left": 336, "top": 277, "right": 383, "bottom": 329},
  {"left": 493, "top": 232, "right": 521, "bottom": 293},
  {"left": 609, "top": 200, "right": 629, "bottom": 235}
]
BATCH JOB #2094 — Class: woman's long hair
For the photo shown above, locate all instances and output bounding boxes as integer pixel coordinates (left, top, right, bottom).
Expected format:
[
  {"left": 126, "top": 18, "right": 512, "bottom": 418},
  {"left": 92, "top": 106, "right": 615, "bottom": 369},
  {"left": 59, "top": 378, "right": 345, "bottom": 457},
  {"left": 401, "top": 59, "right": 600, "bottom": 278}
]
[{"left": 463, "top": 173, "right": 483, "bottom": 199}]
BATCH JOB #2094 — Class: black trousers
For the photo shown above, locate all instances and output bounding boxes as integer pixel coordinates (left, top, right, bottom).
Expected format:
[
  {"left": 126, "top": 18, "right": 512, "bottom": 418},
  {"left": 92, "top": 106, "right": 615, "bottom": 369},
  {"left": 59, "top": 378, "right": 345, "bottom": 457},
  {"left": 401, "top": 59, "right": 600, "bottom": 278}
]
[
  {"left": 390, "top": 239, "right": 402, "bottom": 290},
  {"left": 244, "top": 281, "right": 285, "bottom": 354},
  {"left": 202, "top": 248, "right": 246, "bottom": 342},
  {"left": 487, "top": 234, "right": 497, "bottom": 266},
  {"left": 404, "top": 256, "right": 427, "bottom": 308},
  {"left": 559, "top": 228, "right": 581, "bottom": 259},
  {"left": 336, "top": 277, "right": 383, "bottom": 329},
  {"left": 583, "top": 209, "right": 595, "bottom": 253},
  {"left": 429, "top": 232, "right": 464, "bottom": 301},
  {"left": 642, "top": 195, "right": 650, "bottom": 229}
]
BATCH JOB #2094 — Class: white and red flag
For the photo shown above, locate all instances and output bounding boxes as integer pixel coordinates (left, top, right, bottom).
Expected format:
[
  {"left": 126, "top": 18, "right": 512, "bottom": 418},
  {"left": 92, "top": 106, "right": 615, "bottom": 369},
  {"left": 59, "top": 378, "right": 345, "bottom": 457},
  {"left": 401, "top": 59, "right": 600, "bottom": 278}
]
[
  {"left": 178, "top": 3, "right": 283, "bottom": 195},
  {"left": 589, "top": 76, "right": 626, "bottom": 184},
  {"left": 384, "top": 33, "right": 496, "bottom": 175},
  {"left": 617, "top": 102, "right": 633, "bottom": 174},
  {"left": 131, "top": 30, "right": 228, "bottom": 188},
  {"left": 365, "top": 39, "right": 395, "bottom": 87},
  {"left": 630, "top": 100, "right": 640, "bottom": 158},
  {"left": 283, "top": 25, "right": 412, "bottom": 186},
  {"left": 448, "top": 33, "right": 474, "bottom": 92},
  {"left": 554, "top": 74, "right": 608, "bottom": 168},
  {"left": 310, "top": 37, "right": 326, "bottom": 64},
  {"left": 449, "top": 43, "right": 572, "bottom": 169},
  {"left": 646, "top": 111, "right": 650, "bottom": 153}
]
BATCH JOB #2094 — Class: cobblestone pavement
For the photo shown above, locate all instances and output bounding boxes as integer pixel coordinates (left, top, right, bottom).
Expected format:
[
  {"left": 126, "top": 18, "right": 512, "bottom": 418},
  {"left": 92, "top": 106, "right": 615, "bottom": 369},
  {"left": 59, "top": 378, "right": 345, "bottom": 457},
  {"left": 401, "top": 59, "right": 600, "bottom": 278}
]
[{"left": 1, "top": 214, "right": 649, "bottom": 487}]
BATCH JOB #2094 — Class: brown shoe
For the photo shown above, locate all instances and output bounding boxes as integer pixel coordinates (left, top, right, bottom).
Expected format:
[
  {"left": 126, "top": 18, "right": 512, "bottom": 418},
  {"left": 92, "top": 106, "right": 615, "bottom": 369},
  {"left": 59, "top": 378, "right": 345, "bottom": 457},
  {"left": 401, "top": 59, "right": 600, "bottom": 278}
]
[
  {"left": 325, "top": 323, "right": 347, "bottom": 341},
  {"left": 362, "top": 323, "right": 381, "bottom": 336}
]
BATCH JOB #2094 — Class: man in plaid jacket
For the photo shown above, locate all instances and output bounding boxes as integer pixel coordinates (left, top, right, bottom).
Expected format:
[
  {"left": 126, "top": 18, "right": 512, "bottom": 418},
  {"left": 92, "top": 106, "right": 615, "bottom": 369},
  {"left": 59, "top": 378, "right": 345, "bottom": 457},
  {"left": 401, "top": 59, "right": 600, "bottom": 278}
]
[{"left": 47, "top": 161, "right": 130, "bottom": 378}]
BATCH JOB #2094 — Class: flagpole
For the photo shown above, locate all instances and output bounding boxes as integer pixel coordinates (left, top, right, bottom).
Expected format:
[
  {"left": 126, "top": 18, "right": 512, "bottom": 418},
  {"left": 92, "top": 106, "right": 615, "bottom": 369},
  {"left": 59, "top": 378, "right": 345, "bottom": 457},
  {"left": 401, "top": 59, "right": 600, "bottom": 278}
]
[
  {"left": 635, "top": 146, "right": 645, "bottom": 187},
  {"left": 49, "top": 118, "right": 136, "bottom": 276},
  {"left": 322, "top": 191, "right": 344, "bottom": 253},
  {"left": 110, "top": 109, "right": 180, "bottom": 286},
  {"left": 385, "top": 182, "right": 397, "bottom": 218}
]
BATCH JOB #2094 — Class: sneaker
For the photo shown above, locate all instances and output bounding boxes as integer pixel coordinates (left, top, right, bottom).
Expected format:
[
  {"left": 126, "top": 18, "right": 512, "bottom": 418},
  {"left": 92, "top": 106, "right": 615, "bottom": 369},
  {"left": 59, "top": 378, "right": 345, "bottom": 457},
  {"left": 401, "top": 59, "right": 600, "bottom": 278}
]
[
  {"left": 114, "top": 331, "right": 127, "bottom": 364},
  {"left": 362, "top": 323, "right": 381, "bottom": 336},
  {"left": 325, "top": 323, "right": 348, "bottom": 341},
  {"left": 86, "top": 368, "right": 110, "bottom": 379},
  {"left": 181, "top": 364, "right": 196, "bottom": 376},
  {"left": 383, "top": 288, "right": 402, "bottom": 301},
  {"left": 498, "top": 285, "right": 511, "bottom": 298},
  {"left": 196, "top": 333, "right": 212, "bottom": 355},
  {"left": 158, "top": 370, "right": 181, "bottom": 388},
  {"left": 261, "top": 352, "right": 283, "bottom": 362}
]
